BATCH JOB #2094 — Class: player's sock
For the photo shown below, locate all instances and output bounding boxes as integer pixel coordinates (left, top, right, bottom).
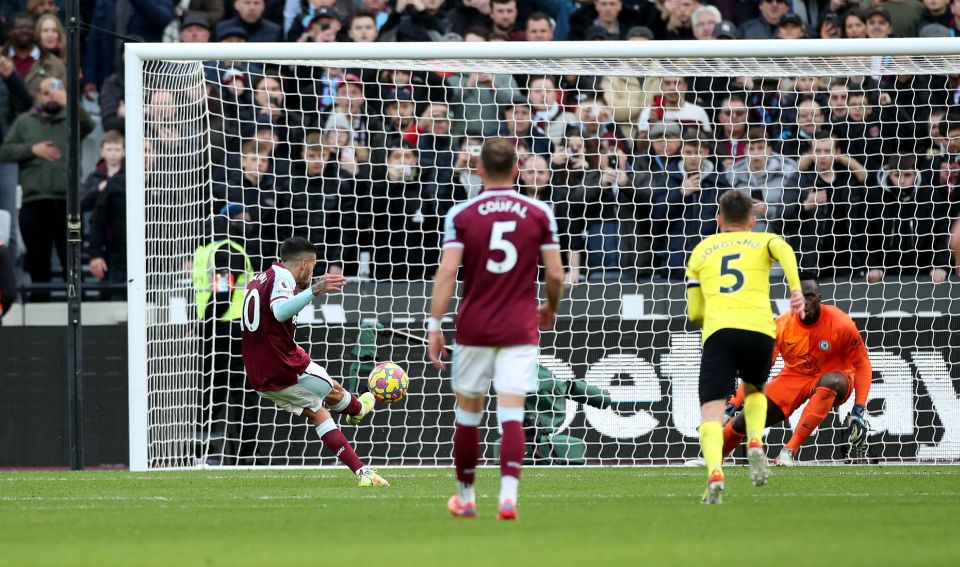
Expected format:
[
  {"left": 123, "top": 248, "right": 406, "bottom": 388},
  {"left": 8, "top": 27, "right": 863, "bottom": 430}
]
[
  {"left": 743, "top": 392, "right": 768, "bottom": 445},
  {"left": 454, "top": 408, "right": 482, "bottom": 505},
  {"left": 330, "top": 392, "right": 362, "bottom": 416},
  {"left": 699, "top": 420, "right": 723, "bottom": 477},
  {"left": 316, "top": 418, "right": 364, "bottom": 473},
  {"left": 722, "top": 419, "right": 746, "bottom": 457},
  {"left": 785, "top": 386, "right": 837, "bottom": 454},
  {"left": 498, "top": 406, "right": 525, "bottom": 505}
]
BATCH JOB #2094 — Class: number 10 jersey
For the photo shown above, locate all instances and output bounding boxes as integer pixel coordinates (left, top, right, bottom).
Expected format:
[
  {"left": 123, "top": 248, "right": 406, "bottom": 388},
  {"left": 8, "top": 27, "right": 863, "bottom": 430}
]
[{"left": 442, "top": 188, "right": 560, "bottom": 347}]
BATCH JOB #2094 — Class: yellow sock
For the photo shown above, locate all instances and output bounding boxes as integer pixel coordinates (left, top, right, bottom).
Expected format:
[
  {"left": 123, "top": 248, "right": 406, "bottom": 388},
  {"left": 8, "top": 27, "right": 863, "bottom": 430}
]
[
  {"left": 700, "top": 421, "right": 723, "bottom": 476},
  {"left": 744, "top": 392, "right": 768, "bottom": 445}
]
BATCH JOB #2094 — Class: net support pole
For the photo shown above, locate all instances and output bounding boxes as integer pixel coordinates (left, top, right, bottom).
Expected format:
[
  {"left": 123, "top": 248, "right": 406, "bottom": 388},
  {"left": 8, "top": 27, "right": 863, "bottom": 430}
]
[
  {"left": 65, "top": 0, "right": 83, "bottom": 471},
  {"left": 125, "top": 52, "right": 148, "bottom": 472}
]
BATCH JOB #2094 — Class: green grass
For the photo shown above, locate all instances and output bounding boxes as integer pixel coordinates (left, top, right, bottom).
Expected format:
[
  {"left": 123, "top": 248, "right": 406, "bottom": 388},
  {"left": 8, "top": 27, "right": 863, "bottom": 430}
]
[{"left": 2, "top": 467, "right": 959, "bottom": 566}]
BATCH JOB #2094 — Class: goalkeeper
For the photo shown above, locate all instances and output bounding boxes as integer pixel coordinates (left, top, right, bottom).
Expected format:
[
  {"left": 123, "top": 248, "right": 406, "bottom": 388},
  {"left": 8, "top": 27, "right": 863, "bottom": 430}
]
[{"left": 722, "top": 272, "right": 873, "bottom": 465}]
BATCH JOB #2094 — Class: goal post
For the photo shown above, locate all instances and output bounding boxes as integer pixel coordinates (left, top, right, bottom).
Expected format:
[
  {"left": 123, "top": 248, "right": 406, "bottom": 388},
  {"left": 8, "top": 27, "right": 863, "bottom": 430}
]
[{"left": 126, "top": 39, "right": 960, "bottom": 471}]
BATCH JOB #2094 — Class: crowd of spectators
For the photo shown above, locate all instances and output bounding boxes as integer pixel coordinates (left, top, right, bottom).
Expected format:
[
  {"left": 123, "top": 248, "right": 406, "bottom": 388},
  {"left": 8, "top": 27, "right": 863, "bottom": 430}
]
[{"left": 1, "top": 0, "right": 959, "bottom": 312}]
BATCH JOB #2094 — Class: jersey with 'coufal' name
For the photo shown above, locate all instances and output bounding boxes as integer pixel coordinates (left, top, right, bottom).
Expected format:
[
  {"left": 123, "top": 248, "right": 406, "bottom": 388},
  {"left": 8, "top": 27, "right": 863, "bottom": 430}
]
[{"left": 443, "top": 187, "right": 560, "bottom": 346}]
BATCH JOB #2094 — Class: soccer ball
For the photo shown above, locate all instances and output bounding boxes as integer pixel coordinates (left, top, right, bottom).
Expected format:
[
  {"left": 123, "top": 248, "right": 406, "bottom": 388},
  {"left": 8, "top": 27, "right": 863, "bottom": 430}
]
[{"left": 367, "top": 362, "right": 409, "bottom": 404}]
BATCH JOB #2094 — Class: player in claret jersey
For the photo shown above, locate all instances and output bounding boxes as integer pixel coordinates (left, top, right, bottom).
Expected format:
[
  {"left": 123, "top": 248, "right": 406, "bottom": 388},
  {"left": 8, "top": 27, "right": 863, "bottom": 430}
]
[
  {"left": 722, "top": 272, "right": 873, "bottom": 465},
  {"left": 428, "top": 138, "right": 565, "bottom": 520},
  {"left": 241, "top": 237, "right": 388, "bottom": 487}
]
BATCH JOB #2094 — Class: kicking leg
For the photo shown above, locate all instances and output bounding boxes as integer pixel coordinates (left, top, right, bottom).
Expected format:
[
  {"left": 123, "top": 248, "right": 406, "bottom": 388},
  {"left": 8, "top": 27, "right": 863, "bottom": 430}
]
[
  {"left": 449, "top": 392, "right": 482, "bottom": 518},
  {"left": 496, "top": 392, "right": 525, "bottom": 520},
  {"left": 325, "top": 383, "right": 375, "bottom": 425},
  {"left": 782, "top": 372, "right": 848, "bottom": 458}
]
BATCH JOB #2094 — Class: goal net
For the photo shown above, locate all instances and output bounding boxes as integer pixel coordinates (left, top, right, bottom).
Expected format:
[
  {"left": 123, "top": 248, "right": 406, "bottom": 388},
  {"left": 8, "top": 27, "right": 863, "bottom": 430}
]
[{"left": 126, "top": 41, "right": 960, "bottom": 470}]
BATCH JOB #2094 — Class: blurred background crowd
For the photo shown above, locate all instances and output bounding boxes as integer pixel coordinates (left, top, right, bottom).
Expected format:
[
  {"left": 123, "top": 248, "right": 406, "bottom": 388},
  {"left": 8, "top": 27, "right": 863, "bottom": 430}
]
[{"left": 1, "top": 0, "right": 959, "bottom": 318}]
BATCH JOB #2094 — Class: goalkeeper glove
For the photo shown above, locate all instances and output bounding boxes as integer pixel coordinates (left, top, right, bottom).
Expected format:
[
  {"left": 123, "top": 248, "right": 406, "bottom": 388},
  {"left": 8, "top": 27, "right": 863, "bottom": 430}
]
[{"left": 845, "top": 404, "right": 869, "bottom": 461}]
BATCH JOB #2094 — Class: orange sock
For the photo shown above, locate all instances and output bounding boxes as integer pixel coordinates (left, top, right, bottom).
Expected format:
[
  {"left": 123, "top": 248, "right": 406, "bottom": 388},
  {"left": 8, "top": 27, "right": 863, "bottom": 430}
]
[
  {"left": 785, "top": 387, "right": 837, "bottom": 453},
  {"left": 722, "top": 419, "right": 745, "bottom": 457}
]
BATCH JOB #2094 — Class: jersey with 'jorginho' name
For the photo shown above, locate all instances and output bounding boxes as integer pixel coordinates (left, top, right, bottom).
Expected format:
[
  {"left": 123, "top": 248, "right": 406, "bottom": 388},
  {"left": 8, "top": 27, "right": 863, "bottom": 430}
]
[
  {"left": 443, "top": 188, "right": 560, "bottom": 346},
  {"left": 241, "top": 262, "right": 312, "bottom": 392}
]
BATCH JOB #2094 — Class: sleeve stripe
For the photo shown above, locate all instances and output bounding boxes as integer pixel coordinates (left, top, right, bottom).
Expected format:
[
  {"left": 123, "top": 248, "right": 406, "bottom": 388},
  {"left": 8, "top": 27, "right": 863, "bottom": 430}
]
[
  {"left": 686, "top": 282, "right": 701, "bottom": 289},
  {"left": 540, "top": 244, "right": 561, "bottom": 250},
  {"left": 443, "top": 242, "right": 464, "bottom": 249},
  {"left": 270, "top": 295, "right": 291, "bottom": 304}
]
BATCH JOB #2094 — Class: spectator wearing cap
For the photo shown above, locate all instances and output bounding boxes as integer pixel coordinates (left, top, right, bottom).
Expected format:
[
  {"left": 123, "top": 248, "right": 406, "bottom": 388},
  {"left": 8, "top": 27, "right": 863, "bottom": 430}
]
[
  {"left": 217, "top": 22, "right": 248, "bottom": 41},
  {"left": 865, "top": 6, "right": 895, "bottom": 37},
  {"left": 525, "top": 12, "right": 556, "bottom": 40},
  {"left": 216, "top": 0, "right": 282, "bottom": 42},
  {"left": 740, "top": 0, "right": 790, "bottom": 39},
  {"left": 712, "top": 19, "right": 739, "bottom": 39},
  {"left": 776, "top": 13, "right": 806, "bottom": 38},
  {"left": 568, "top": 0, "right": 658, "bottom": 41},
  {"left": 180, "top": 12, "right": 214, "bottom": 43},
  {"left": 625, "top": 24, "right": 654, "bottom": 39},
  {"left": 295, "top": 6, "right": 342, "bottom": 41},
  {"left": 284, "top": 0, "right": 358, "bottom": 40},
  {"left": 918, "top": 21, "right": 954, "bottom": 35},
  {"left": 380, "top": 0, "right": 461, "bottom": 42},
  {"left": 490, "top": 0, "right": 525, "bottom": 40},
  {"left": 868, "top": 0, "right": 922, "bottom": 38},
  {"left": 163, "top": 2, "right": 225, "bottom": 42},
  {"left": 347, "top": 11, "right": 379, "bottom": 41},
  {"left": 381, "top": 89, "right": 417, "bottom": 148},
  {"left": 691, "top": 5, "right": 721, "bottom": 40}
]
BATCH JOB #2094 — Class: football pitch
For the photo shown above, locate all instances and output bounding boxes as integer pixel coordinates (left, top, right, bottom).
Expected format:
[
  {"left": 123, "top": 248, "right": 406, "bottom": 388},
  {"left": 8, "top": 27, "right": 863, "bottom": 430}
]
[{"left": 3, "top": 467, "right": 958, "bottom": 566}]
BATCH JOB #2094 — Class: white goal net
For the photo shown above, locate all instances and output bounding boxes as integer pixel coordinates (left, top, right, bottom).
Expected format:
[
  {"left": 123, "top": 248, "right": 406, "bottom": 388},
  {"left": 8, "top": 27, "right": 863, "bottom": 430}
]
[{"left": 126, "top": 41, "right": 960, "bottom": 470}]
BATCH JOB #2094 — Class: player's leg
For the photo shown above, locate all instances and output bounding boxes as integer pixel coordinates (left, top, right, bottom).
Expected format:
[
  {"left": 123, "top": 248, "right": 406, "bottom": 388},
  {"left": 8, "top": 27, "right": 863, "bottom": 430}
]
[
  {"left": 492, "top": 345, "right": 538, "bottom": 520},
  {"left": 722, "top": 390, "right": 786, "bottom": 457},
  {"left": 734, "top": 331, "right": 776, "bottom": 487},
  {"left": 698, "top": 331, "right": 739, "bottom": 504},
  {"left": 298, "top": 369, "right": 386, "bottom": 486},
  {"left": 448, "top": 346, "right": 493, "bottom": 518},
  {"left": 781, "top": 371, "right": 850, "bottom": 459},
  {"left": 302, "top": 364, "right": 376, "bottom": 425}
]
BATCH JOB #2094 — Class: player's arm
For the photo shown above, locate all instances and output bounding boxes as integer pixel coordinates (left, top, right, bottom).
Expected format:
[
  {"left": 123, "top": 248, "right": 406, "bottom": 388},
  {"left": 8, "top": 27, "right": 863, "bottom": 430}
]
[
  {"left": 685, "top": 282, "right": 704, "bottom": 329},
  {"left": 270, "top": 272, "right": 344, "bottom": 322},
  {"left": 539, "top": 248, "right": 564, "bottom": 330},
  {"left": 428, "top": 246, "right": 462, "bottom": 370},
  {"left": 843, "top": 318, "right": 873, "bottom": 457},
  {"left": 538, "top": 207, "right": 565, "bottom": 329},
  {"left": 684, "top": 250, "right": 704, "bottom": 328},
  {"left": 768, "top": 236, "right": 804, "bottom": 317},
  {"left": 428, "top": 209, "right": 464, "bottom": 370}
]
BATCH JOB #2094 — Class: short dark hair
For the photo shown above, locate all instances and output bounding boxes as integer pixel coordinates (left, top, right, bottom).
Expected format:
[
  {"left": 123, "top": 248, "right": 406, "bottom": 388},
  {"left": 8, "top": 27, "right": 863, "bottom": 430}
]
[
  {"left": 526, "top": 11, "right": 554, "bottom": 27},
  {"left": 349, "top": 11, "right": 376, "bottom": 27},
  {"left": 798, "top": 271, "right": 820, "bottom": 285},
  {"left": 939, "top": 111, "right": 960, "bottom": 136},
  {"left": 279, "top": 237, "right": 316, "bottom": 262},
  {"left": 480, "top": 138, "right": 517, "bottom": 179},
  {"left": 746, "top": 127, "right": 768, "bottom": 144},
  {"left": 886, "top": 153, "right": 918, "bottom": 173},
  {"left": 718, "top": 190, "right": 754, "bottom": 226}
]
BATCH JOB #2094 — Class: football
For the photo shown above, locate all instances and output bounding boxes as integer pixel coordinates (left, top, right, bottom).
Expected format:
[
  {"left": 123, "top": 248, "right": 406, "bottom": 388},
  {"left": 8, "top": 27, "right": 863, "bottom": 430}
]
[{"left": 367, "top": 362, "right": 409, "bottom": 403}]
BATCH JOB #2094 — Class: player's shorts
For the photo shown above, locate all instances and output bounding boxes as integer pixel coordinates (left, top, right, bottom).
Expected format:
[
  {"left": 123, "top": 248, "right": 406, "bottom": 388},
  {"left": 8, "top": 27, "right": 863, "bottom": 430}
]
[
  {"left": 766, "top": 370, "right": 855, "bottom": 418},
  {"left": 451, "top": 344, "right": 538, "bottom": 397},
  {"left": 699, "top": 328, "right": 775, "bottom": 405},
  {"left": 258, "top": 362, "right": 336, "bottom": 415}
]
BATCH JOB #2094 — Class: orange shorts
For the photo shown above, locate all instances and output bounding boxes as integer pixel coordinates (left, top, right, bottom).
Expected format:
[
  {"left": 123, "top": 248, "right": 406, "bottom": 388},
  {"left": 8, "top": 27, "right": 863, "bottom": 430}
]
[{"left": 765, "top": 370, "right": 854, "bottom": 418}]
